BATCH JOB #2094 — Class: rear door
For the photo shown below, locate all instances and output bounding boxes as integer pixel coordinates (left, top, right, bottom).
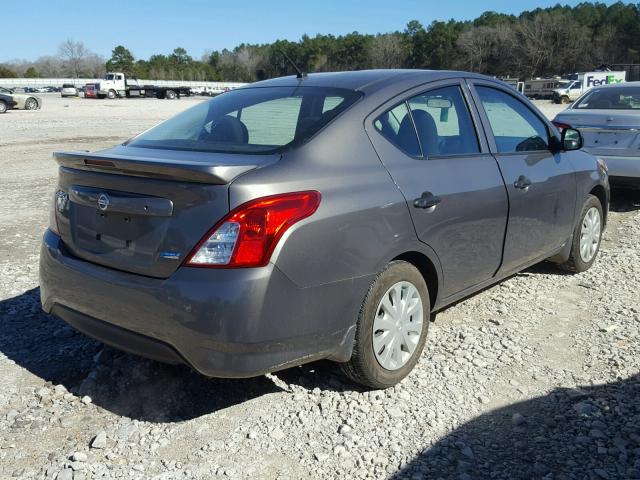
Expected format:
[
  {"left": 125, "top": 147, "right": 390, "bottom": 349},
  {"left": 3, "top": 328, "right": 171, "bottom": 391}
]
[
  {"left": 468, "top": 81, "right": 576, "bottom": 273},
  {"left": 366, "top": 80, "right": 508, "bottom": 298}
]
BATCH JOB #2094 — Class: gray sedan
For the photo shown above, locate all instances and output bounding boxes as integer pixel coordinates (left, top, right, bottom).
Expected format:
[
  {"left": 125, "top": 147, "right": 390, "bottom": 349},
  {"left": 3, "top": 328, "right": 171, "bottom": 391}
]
[
  {"left": 553, "top": 82, "right": 640, "bottom": 188},
  {"left": 40, "top": 70, "right": 609, "bottom": 388}
]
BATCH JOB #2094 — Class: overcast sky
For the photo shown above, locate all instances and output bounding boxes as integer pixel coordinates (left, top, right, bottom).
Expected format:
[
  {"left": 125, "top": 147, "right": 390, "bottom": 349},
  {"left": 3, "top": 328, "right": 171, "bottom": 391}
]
[{"left": 1, "top": 0, "right": 618, "bottom": 62}]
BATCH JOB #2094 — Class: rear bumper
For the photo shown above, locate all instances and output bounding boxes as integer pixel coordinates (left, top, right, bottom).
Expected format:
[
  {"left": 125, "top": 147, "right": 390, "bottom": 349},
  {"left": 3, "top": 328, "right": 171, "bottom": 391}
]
[
  {"left": 40, "top": 230, "right": 364, "bottom": 377},
  {"left": 597, "top": 155, "right": 640, "bottom": 180}
]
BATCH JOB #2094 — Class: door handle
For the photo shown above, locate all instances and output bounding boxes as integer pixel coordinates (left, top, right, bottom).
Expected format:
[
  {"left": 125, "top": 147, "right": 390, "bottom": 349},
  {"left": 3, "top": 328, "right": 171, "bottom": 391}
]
[
  {"left": 413, "top": 192, "right": 441, "bottom": 209},
  {"left": 514, "top": 175, "right": 532, "bottom": 191}
]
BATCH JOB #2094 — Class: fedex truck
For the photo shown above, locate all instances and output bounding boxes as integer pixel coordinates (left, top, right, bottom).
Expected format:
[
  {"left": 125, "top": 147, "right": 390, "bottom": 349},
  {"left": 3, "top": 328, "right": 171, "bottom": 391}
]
[{"left": 552, "top": 71, "right": 626, "bottom": 104}]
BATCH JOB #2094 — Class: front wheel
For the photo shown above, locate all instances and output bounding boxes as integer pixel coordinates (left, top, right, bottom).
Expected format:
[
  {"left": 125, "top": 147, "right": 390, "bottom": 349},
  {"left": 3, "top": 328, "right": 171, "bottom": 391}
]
[
  {"left": 0, "top": 101, "right": 7, "bottom": 113},
  {"left": 107, "top": 90, "right": 117, "bottom": 99},
  {"left": 341, "top": 261, "right": 430, "bottom": 389},
  {"left": 560, "top": 195, "right": 603, "bottom": 273},
  {"left": 561, "top": 95, "right": 570, "bottom": 104}
]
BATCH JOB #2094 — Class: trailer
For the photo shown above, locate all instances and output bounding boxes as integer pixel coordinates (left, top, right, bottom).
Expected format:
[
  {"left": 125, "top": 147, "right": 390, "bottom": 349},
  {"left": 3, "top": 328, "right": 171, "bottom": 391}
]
[
  {"left": 523, "top": 77, "right": 567, "bottom": 99},
  {"left": 95, "top": 73, "right": 192, "bottom": 99}
]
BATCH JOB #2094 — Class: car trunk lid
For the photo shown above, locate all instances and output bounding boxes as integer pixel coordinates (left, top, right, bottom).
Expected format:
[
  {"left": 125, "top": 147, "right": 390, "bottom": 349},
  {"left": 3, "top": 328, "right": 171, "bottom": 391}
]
[
  {"left": 53, "top": 146, "right": 278, "bottom": 278},
  {"left": 558, "top": 110, "right": 640, "bottom": 157}
]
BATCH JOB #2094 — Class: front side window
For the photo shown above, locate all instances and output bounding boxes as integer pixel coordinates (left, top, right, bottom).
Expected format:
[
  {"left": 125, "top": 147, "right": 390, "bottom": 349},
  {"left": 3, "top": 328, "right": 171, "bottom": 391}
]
[
  {"left": 128, "top": 86, "right": 361, "bottom": 155},
  {"left": 476, "top": 86, "right": 549, "bottom": 153},
  {"left": 407, "top": 85, "right": 480, "bottom": 156},
  {"left": 574, "top": 87, "right": 640, "bottom": 110}
]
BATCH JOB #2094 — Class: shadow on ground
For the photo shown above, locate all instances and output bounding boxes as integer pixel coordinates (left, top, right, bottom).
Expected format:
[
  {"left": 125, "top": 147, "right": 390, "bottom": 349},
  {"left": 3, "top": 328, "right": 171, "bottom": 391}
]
[
  {"left": 609, "top": 188, "right": 640, "bottom": 213},
  {"left": 0, "top": 288, "right": 357, "bottom": 422},
  {"left": 392, "top": 374, "right": 640, "bottom": 480},
  {"left": 0, "top": 288, "right": 290, "bottom": 422}
]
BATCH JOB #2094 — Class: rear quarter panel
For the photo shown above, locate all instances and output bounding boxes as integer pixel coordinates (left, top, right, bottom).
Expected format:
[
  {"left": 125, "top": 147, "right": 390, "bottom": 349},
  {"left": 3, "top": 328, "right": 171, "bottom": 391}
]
[
  {"left": 227, "top": 105, "right": 441, "bottom": 291},
  {"left": 565, "top": 149, "right": 610, "bottom": 224}
]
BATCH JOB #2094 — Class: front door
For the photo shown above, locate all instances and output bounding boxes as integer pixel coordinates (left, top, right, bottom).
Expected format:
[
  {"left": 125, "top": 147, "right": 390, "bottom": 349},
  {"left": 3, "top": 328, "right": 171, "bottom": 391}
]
[
  {"left": 469, "top": 81, "right": 576, "bottom": 274},
  {"left": 366, "top": 81, "right": 508, "bottom": 298}
]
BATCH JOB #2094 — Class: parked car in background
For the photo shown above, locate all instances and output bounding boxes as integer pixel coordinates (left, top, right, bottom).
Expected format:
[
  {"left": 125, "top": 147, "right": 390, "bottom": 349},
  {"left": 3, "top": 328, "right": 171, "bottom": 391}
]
[
  {"left": 553, "top": 82, "right": 640, "bottom": 188},
  {"left": 83, "top": 84, "right": 97, "bottom": 98},
  {"left": 0, "top": 91, "right": 17, "bottom": 113},
  {"left": 41, "top": 70, "right": 609, "bottom": 389},
  {"left": 0, "top": 86, "right": 41, "bottom": 110},
  {"left": 60, "top": 84, "right": 79, "bottom": 97}
]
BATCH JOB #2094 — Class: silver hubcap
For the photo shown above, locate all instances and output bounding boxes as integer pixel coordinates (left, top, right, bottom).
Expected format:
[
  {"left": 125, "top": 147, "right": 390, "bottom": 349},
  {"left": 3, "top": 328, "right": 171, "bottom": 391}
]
[
  {"left": 579, "top": 207, "right": 601, "bottom": 263},
  {"left": 372, "top": 281, "right": 423, "bottom": 371},
  {"left": 26, "top": 100, "right": 35, "bottom": 109}
]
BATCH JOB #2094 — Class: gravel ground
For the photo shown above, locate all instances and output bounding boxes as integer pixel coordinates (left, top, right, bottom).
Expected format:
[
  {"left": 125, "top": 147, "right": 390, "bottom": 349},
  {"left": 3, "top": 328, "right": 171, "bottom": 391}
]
[{"left": 0, "top": 95, "right": 639, "bottom": 480}]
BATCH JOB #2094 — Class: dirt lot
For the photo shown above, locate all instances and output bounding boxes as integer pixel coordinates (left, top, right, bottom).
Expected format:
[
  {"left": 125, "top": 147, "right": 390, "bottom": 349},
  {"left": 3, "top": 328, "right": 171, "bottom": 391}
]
[{"left": 0, "top": 94, "right": 639, "bottom": 480}]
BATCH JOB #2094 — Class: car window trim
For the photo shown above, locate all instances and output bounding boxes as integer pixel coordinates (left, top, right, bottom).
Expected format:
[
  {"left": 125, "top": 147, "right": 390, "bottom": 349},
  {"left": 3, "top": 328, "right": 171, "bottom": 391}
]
[
  {"left": 366, "top": 79, "right": 489, "bottom": 160},
  {"left": 467, "top": 79, "right": 560, "bottom": 154}
]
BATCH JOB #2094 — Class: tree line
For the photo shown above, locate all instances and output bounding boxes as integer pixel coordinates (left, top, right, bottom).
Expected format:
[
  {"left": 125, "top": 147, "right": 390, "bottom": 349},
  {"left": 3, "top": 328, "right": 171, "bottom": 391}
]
[{"left": 1, "top": 2, "right": 639, "bottom": 82}]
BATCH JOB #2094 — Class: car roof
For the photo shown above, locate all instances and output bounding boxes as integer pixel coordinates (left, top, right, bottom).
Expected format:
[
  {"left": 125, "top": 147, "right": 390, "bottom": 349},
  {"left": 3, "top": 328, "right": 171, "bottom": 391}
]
[{"left": 248, "top": 69, "right": 498, "bottom": 94}]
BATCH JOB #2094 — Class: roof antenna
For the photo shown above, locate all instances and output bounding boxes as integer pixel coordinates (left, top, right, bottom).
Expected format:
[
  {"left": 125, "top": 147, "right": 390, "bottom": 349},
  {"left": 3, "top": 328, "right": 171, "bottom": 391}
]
[{"left": 280, "top": 50, "right": 306, "bottom": 79}]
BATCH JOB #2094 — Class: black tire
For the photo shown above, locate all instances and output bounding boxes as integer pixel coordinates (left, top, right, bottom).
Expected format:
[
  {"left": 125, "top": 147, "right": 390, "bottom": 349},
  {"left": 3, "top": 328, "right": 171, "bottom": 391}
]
[
  {"left": 560, "top": 194, "right": 603, "bottom": 273},
  {"left": 0, "top": 101, "right": 6, "bottom": 114},
  {"left": 341, "top": 261, "right": 430, "bottom": 389},
  {"left": 561, "top": 95, "right": 570, "bottom": 104},
  {"left": 24, "top": 98, "right": 38, "bottom": 110},
  {"left": 165, "top": 90, "right": 176, "bottom": 100},
  {"left": 107, "top": 90, "right": 117, "bottom": 99}
]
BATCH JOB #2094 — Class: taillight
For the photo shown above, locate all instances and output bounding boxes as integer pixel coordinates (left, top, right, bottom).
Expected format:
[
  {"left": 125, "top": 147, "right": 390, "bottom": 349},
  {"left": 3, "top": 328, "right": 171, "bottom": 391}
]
[
  {"left": 552, "top": 121, "right": 572, "bottom": 131},
  {"left": 185, "top": 191, "right": 321, "bottom": 268},
  {"left": 49, "top": 190, "right": 66, "bottom": 235}
]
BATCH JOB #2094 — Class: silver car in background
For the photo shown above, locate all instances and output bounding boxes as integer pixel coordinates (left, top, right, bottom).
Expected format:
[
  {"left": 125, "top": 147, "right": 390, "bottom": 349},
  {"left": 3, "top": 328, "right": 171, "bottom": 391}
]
[
  {"left": 553, "top": 82, "right": 640, "bottom": 188},
  {"left": 60, "top": 84, "right": 79, "bottom": 97}
]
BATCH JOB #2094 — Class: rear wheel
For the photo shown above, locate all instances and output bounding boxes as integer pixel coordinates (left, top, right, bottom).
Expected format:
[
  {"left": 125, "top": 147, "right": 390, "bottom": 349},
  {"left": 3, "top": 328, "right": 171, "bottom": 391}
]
[
  {"left": 24, "top": 98, "right": 38, "bottom": 110},
  {"left": 0, "top": 101, "right": 7, "bottom": 114},
  {"left": 341, "top": 261, "right": 429, "bottom": 389},
  {"left": 165, "top": 90, "right": 177, "bottom": 100},
  {"left": 560, "top": 195, "right": 603, "bottom": 273}
]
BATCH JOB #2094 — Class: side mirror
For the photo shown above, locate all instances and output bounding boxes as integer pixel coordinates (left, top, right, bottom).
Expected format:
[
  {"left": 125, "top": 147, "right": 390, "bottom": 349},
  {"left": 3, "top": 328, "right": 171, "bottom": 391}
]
[{"left": 561, "top": 128, "right": 582, "bottom": 151}]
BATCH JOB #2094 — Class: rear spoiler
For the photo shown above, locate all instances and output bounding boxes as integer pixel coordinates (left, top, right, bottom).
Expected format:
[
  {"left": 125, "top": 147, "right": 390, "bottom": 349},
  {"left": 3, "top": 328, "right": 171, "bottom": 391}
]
[{"left": 53, "top": 151, "right": 260, "bottom": 184}]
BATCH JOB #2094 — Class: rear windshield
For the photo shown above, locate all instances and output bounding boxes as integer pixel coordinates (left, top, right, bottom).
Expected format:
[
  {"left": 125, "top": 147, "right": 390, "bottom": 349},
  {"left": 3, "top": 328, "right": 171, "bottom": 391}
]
[
  {"left": 574, "top": 87, "right": 640, "bottom": 110},
  {"left": 128, "top": 86, "right": 362, "bottom": 154},
  {"left": 62, "top": 84, "right": 75, "bottom": 88}
]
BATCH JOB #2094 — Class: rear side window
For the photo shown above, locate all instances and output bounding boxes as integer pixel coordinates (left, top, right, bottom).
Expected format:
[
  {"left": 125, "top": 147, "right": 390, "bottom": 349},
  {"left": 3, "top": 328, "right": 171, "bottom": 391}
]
[
  {"left": 476, "top": 86, "right": 549, "bottom": 153},
  {"left": 129, "top": 86, "right": 361, "bottom": 154},
  {"left": 407, "top": 86, "right": 479, "bottom": 156},
  {"left": 374, "top": 103, "right": 420, "bottom": 156}
]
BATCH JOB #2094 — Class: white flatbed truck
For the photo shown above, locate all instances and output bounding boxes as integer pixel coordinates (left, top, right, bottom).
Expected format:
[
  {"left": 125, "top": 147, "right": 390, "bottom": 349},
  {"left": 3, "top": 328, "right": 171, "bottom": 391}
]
[{"left": 95, "top": 73, "right": 192, "bottom": 99}]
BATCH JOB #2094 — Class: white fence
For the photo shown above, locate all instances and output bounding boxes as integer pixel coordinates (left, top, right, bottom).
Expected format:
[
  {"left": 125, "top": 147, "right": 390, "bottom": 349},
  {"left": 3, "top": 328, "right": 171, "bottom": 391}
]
[{"left": 0, "top": 77, "right": 247, "bottom": 89}]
